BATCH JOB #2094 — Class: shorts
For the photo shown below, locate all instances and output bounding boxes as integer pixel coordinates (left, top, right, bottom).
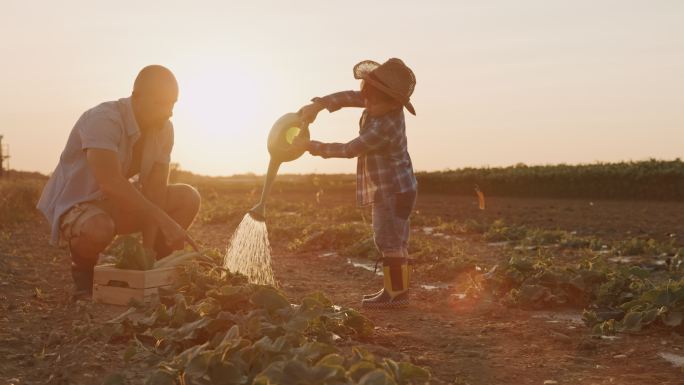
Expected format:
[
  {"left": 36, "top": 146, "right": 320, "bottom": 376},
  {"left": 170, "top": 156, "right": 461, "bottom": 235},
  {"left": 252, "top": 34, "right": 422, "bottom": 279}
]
[
  {"left": 372, "top": 191, "right": 417, "bottom": 254},
  {"left": 58, "top": 202, "right": 107, "bottom": 248}
]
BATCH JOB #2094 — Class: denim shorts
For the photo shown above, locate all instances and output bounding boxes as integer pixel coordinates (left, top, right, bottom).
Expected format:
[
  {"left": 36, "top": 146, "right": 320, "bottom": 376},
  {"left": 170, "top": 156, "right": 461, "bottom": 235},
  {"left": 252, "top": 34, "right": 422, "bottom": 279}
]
[{"left": 372, "top": 190, "right": 417, "bottom": 254}]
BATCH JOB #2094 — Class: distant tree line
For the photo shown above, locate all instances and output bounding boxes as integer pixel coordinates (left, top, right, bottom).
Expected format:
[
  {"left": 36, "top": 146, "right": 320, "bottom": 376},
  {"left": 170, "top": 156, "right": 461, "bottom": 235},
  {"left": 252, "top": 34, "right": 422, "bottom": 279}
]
[
  {"left": 415, "top": 159, "right": 684, "bottom": 201},
  {"left": 166, "top": 159, "right": 684, "bottom": 201}
]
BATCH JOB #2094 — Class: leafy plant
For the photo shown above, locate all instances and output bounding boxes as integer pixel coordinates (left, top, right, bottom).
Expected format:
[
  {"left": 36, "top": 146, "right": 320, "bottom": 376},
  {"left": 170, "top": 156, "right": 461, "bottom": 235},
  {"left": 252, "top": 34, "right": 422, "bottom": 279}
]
[
  {"left": 106, "top": 260, "right": 430, "bottom": 384},
  {"left": 585, "top": 278, "right": 684, "bottom": 334},
  {"left": 107, "top": 235, "right": 156, "bottom": 270}
]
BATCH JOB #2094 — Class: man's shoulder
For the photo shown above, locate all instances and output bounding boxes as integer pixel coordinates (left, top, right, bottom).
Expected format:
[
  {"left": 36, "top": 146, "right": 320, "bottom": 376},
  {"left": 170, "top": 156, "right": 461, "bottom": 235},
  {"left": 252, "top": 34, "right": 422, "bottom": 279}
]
[{"left": 82, "top": 100, "right": 124, "bottom": 123}]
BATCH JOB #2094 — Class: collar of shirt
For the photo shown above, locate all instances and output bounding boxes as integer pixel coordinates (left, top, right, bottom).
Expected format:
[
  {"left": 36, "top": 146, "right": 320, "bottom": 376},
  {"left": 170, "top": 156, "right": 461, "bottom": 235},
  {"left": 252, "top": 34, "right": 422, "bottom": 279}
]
[{"left": 120, "top": 97, "right": 142, "bottom": 141}]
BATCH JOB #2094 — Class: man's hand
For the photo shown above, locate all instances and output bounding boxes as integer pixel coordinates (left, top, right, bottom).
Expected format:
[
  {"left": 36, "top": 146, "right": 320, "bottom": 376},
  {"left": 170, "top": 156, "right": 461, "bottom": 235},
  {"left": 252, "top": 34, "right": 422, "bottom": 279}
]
[
  {"left": 86, "top": 149, "right": 199, "bottom": 252},
  {"left": 298, "top": 103, "right": 323, "bottom": 125},
  {"left": 292, "top": 135, "right": 311, "bottom": 152},
  {"left": 155, "top": 210, "right": 199, "bottom": 251}
]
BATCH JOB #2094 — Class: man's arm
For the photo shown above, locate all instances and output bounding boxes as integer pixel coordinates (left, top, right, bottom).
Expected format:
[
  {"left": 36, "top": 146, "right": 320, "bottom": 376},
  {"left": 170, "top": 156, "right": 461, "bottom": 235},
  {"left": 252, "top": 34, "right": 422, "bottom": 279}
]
[
  {"left": 86, "top": 149, "right": 195, "bottom": 250},
  {"left": 140, "top": 162, "right": 169, "bottom": 250}
]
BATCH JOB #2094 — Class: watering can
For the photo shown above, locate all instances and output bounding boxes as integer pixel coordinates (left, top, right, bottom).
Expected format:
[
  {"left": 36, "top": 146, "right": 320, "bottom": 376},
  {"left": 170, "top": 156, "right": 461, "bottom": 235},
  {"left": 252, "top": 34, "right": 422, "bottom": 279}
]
[{"left": 249, "top": 112, "right": 310, "bottom": 220}]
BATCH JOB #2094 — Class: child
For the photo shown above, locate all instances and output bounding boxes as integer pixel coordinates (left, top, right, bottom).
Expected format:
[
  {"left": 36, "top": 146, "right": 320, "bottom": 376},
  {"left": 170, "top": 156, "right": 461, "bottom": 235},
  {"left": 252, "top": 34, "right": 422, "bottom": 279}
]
[{"left": 294, "top": 58, "right": 418, "bottom": 309}]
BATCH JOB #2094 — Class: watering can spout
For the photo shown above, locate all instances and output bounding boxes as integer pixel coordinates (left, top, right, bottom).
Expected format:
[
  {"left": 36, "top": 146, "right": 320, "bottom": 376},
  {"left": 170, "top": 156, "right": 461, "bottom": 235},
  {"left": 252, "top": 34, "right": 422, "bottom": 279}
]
[
  {"left": 248, "top": 202, "right": 266, "bottom": 222},
  {"left": 249, "top": 112, "right": 310, "bottom": 220}
]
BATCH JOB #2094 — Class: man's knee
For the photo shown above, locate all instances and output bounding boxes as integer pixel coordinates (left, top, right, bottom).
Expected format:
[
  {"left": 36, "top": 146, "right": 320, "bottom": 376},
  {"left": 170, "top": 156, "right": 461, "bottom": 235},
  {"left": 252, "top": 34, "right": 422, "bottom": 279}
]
[
  {"left": 169, "top": 183, "right": 201, "bottom": 213},
  {"left": 78, "top": 214, "right": 116, "bottom": 248}
]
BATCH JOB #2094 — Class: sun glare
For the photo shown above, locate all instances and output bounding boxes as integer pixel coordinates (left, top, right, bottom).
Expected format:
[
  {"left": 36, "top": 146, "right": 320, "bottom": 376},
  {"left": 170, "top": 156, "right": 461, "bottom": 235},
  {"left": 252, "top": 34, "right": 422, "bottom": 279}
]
[{"left": 175, "top": 65, "right": 263, "bottom": 140}]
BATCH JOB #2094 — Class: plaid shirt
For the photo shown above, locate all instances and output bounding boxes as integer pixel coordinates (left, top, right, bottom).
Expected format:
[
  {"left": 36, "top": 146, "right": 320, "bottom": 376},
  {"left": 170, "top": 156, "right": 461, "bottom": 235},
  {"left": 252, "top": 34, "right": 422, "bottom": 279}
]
[{"left": 308, "top": 91, "right": 417, "bottom": 206}]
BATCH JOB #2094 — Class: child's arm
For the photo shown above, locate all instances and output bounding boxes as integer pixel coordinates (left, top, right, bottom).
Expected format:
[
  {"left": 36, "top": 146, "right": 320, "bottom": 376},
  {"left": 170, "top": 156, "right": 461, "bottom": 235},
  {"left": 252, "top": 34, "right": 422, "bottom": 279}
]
[
  {"left": 306, "top": 119, "right": 389, "bottom": 159},
  {"left": 299, "top": 91, "right": 364, "bottom": 124},
  {"left": 312, "top": 91, "right": 364, "bottom": 112}
]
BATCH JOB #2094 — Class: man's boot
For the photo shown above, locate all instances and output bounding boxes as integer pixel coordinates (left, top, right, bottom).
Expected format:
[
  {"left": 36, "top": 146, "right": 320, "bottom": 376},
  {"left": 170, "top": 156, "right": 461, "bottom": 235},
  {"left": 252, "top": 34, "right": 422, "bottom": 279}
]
[
  {"left": 361, "top": 255, "right": 409, "bottom": 309},
  {"left": 70, "top": 258, "right": 95, "bottom": 297}
]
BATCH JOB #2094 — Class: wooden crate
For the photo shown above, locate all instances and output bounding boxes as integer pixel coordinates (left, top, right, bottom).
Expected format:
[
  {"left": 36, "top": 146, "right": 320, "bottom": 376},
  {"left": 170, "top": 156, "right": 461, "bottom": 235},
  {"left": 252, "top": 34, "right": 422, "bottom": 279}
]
[{"left": 92, "top": 264, "right": 179, "bottom": 306}]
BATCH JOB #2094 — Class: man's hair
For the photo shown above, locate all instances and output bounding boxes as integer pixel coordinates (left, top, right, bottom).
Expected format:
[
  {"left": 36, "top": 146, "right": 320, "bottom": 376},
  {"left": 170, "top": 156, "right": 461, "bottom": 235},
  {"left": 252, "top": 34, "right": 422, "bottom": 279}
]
[{"left": 133, "top": 65, "right": 178, "bottom": 96}]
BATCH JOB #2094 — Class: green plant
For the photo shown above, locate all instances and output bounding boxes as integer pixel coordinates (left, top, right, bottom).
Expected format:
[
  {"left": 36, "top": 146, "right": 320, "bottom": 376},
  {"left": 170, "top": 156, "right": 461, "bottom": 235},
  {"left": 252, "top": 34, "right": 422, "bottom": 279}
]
[
  {"left": 106, "top": 260, "right": 431, "bottom": 384},
  {"left": 586, "top": 278, "right": 684, "bottom": 334},
  {"left": 288, "top": 222, "right": 372, "bottom": 253},
  {"left": 107, "top": 235, "right": 156, "bottom": 270},
  {"left": 483, "top": 220, "right": 528, "bottom": 242}
]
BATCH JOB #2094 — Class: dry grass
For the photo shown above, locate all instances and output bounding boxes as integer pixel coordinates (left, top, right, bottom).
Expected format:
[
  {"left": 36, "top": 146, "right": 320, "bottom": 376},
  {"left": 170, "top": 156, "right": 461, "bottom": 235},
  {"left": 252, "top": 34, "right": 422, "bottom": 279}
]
[{"left": 0, "top": 178, "right": 43, "bottom": 226}]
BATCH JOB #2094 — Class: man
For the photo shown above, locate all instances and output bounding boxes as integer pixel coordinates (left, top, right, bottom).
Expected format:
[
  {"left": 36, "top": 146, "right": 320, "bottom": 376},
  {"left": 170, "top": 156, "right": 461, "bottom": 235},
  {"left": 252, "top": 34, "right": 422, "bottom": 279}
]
[
  {"left": 294, "top": 58, "right": 418, "bottom": 309},
  {"left": 37, "top": 65, "right": 200, "bottom": 296}
]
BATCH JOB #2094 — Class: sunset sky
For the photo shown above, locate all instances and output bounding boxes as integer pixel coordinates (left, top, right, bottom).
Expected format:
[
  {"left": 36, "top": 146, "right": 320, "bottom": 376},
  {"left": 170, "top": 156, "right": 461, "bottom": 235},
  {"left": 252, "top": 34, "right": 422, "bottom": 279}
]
[{"left": 1, "top": 0, "right": 682, "bottom": 176}]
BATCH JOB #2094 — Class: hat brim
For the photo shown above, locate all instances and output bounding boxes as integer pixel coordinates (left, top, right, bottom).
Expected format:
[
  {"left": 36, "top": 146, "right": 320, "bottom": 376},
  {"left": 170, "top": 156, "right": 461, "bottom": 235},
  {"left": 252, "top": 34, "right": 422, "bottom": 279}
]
[
  {"left": 353, "top": 60, "right": 380, "bottom": 80},
  {"left": 362, "top": 74, "right": 417, "bottom": 116}
]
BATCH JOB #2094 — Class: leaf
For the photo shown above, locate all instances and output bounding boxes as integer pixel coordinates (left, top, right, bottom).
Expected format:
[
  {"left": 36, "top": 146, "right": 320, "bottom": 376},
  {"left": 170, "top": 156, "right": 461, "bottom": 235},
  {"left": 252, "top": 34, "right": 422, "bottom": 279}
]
[
  {"left": 253, "top": 361, "right": 286, "bottom": 385},
  {"left": 175, "top": 318, "right": 211, "bottom": 340},
  {"left": 284, "top": 314, "right": 310, "bottom": 333},
  {"left": 352, "top": 346, "right": 376, "bottom": 362},
  {"left": 250, "top": 287, "right": 290, "bottom": 312},
  {"left": 316, "top": 353, "right": 345, "bottom": 367},
  {"left": 516, "top": 284, "right": 551, "bottom": 306},
  {"left": 208, "top": 360, "right": 248, "bottom": 385},
  {"left": 641, "top": 308, "right": 659, "bottom": 325},
  {"left": 175, "top": 342, "right": 209, "bottom": 367},
  {"left": 621, "top": 311, "right": 643, "bottom": 332},
  {"left": 349, "top": 361, "right": 377, "bottom": 382},
  {"left": 107, "top": 307, "right": 138, "bottom": 324},
  {"left": 145, "top": 369, "right": 177, "bottom": 385},
  {"left": 342, "top": 309, "right": 374, "bottom": 337},
  {"left": 170, "top": 298, "right": 191, "bottom": 327},
  {"left": 218, "top": 324, "right": 241, "bottom": 346},
  {"left": 253, "top": 335, "right": 289, "bottom": 354},
  {"left": 359, "top": 369, "right": 398, "bottom": 385},
  {"left": 184, "top": 350, "right": 213, "bottom": 378},
  {"left": 396, "top": 362, "right": 431, "bottom": 384},
  {"left": 281, "top": 360, "right": 342, "bottom": 384},
  {"left": 663, "top": 310, "right": 683, "bottom": 327},
  {"left": 627, "top": 266, "right": 650, "bottom": 279},
  {"left": 292, "top": 341, "right": 339, "bottom": 362},
  {"left": 195, "top": 297, "right": 221, "bottom": 317},
  {"left": 123, "top": 344, "right": 139, "bottom": 363},
  {"left": 303, "top": 291, "right": 333, "bottom": 307}
]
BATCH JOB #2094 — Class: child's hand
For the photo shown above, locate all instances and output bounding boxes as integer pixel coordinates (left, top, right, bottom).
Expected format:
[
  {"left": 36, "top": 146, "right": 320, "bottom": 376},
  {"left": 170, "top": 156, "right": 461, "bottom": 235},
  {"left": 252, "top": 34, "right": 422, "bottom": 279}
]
[
  {"left": 292, "top": 135, "right": 311, "bottom": 151},
  {"left": 298, "top": 103, "right": 323, "bottom": 125}
]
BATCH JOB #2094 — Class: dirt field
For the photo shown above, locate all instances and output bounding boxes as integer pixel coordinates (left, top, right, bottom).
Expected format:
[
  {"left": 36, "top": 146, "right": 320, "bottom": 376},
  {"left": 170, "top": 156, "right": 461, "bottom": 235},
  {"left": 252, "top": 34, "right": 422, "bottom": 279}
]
[{"left": 1, "top": 191, "right": 683, "bottom": 384}]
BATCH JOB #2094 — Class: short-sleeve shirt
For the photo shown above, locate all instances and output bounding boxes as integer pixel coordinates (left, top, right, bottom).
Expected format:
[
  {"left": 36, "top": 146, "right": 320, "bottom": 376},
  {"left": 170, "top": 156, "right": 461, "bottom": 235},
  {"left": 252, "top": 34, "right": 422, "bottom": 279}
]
[{"left": 37, "top": 97, "right": 174, "bottom": 244}]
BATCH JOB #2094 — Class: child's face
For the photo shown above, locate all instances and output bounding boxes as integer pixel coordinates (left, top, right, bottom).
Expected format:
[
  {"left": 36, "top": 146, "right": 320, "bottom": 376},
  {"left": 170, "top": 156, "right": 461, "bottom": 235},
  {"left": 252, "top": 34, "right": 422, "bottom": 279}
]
[{"left": 360, "top": 80, "right": 371, "bottom": 108}]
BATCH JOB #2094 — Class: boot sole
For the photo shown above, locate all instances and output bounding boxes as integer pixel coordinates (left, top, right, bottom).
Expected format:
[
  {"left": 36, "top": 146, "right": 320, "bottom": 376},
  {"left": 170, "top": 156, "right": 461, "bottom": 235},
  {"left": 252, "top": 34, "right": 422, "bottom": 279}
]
[
  {"left": 361, "top": 299, "right": 409, "bottom": 309},
  {"left": 362, "top": 291, "right": 384, "bottom": 300}
]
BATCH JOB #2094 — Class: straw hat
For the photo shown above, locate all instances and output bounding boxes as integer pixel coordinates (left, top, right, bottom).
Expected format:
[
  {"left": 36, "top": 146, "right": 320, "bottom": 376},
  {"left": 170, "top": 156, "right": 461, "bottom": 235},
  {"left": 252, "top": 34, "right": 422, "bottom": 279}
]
[{"left": 354, "top": 58, "right": 416, "bottom": 115}]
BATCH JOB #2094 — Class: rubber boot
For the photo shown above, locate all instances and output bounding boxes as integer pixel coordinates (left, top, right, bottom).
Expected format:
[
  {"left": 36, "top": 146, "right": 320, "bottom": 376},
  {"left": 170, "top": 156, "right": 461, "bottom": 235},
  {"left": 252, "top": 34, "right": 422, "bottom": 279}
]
[
  {"left": 361, "top": 256, "right": 409, "bottom": 309},
  {"left": 71, "top": 262, "right": 94, "bottom": 297},
  {"left": 362, "top": 249, "right": 409, "bottom": 299},
  {"left": 362, "top": 257, "right": 383, "bottom": 299},
  {"left": 70, "top": 247, "right": 95, "bottom": 298}
]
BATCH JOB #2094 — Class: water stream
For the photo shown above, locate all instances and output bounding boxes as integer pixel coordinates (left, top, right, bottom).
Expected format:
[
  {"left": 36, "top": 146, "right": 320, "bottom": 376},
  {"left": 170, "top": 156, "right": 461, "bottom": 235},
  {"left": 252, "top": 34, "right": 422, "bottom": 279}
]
[{"left": 223, "top": 214, "right": 276, "bottom": 286}]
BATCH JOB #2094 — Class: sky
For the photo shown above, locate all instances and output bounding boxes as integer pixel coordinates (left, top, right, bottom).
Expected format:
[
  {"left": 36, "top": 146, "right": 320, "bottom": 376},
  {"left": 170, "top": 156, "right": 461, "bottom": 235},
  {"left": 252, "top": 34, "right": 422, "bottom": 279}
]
[{"left": 1, "top": 0, "right": 682, "bottom": 176}]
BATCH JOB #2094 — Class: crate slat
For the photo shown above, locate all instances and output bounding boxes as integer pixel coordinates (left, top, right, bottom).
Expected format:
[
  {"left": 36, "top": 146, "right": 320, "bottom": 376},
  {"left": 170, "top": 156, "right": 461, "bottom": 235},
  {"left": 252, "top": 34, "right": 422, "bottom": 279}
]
[
  {"left": 93, "top": 264, "right": 178, "bottom": 289},
  {"left": 92, "top": 284, "right": 163, "bottom": 306},
  {"left": 92, "top": 264, "right": 180, "bottom": 306}
]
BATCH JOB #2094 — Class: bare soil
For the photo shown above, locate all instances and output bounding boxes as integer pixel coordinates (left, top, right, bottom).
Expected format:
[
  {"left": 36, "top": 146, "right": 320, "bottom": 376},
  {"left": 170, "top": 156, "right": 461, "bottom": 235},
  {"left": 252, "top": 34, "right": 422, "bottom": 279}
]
[{"left": 1, "top": 193, "right": 683, "bottom": 384}]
